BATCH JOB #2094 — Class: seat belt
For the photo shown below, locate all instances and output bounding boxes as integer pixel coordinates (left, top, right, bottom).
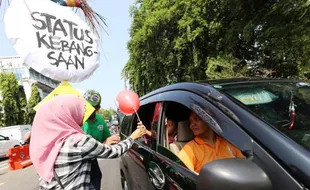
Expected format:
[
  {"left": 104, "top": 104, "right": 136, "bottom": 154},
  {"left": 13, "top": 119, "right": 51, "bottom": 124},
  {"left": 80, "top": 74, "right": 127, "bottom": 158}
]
[{"left": 227, "top": 145, "right": 236, "bottom": 158}]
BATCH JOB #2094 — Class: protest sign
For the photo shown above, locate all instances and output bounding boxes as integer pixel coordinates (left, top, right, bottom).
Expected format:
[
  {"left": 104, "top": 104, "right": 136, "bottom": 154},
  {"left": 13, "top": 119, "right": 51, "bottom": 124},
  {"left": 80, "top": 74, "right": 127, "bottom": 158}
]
[{"left": 4, "top": 0, "right": 100, "bottom": 82}]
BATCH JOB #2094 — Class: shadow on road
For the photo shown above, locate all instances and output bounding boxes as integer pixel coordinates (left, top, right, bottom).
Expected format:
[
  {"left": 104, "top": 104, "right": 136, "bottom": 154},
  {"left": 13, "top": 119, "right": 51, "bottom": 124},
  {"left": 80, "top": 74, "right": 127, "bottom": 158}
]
[
  {"left": 0, "top": 159, "right": 121, "bottom": 190},
  {"left": 0, "top": 171, "right": 8, "bottom": 176}
]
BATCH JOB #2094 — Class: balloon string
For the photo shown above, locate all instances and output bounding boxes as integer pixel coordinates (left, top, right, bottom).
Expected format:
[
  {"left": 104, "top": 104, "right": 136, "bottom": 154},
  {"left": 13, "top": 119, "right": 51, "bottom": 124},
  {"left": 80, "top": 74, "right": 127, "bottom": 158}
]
[
  {"left": 134, "top": 109, "right": 141, "bottom": 122},
  {"left": 23, "top": 0, "right": 37, "bottom": 21}
]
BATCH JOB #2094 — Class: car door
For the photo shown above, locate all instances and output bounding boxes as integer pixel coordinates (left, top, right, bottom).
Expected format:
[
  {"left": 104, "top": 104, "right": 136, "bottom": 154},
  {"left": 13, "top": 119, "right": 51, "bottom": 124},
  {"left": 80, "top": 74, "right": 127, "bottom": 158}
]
[
  {"left": 120, "top": 103, "right": 158, "bottom": 190},
  {"left": 209, "top": 89, "right": 309, "bottom": 189},
  {"left": 144, "top": 102, "right": 196, "bottom": 190},
  {"left": 141, "top": 90, "right": 254, "bottom": 190},
  {"left": 191, "top": 84, "right": 306, "bottom": 189}
]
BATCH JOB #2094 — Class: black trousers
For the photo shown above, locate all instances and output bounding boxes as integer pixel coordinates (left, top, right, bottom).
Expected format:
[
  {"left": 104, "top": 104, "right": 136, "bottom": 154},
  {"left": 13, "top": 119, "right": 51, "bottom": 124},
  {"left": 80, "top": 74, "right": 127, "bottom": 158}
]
[{"left": 90, "top": 159, "right": 102, "bottom": 190}]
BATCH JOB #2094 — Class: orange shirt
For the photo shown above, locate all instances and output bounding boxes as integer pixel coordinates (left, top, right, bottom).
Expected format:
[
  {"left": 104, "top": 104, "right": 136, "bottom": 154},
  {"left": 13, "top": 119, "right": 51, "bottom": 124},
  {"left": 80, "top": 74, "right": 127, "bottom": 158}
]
[{"left": 178, "top": 136, "right": 245, "bottom": 173}]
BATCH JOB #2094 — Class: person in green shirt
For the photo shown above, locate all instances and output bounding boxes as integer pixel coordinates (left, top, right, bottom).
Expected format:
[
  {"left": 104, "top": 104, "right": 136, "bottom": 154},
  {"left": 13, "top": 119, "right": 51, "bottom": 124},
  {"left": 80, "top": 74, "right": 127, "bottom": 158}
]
[{"left": 82, "top": 90, "right": 120, "bottom": 190}]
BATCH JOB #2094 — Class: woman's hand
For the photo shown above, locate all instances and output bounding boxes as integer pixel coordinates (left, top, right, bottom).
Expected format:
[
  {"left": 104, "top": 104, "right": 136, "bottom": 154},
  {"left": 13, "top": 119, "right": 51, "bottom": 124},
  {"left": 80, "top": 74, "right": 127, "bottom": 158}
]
[
  {"left": 130, "top": 122, "right": 147, "bottom": 140},
  {"left": 104, "top": 134, "right": 121, "bottom": 145}
]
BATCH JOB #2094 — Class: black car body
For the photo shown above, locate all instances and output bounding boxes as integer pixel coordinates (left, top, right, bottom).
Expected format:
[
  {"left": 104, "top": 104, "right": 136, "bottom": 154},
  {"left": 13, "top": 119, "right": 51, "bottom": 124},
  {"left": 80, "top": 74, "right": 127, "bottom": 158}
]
[{"left": 119, "top": 79, "right": 310, "bottom": 190}]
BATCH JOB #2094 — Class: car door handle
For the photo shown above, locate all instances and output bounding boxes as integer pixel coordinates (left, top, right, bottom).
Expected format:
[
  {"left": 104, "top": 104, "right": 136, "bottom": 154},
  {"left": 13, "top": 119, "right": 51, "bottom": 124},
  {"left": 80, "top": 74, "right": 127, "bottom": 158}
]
[
  {"left": 131, "top": 149, "right": 144, "bottom": 161},
  {"left": 148, "top": 164, "right": 165, "bottom": 190},
  {"left": 149, "top": 168, "right": 164, "bottom": 184},
  {"left": 165, "top": 176, "right": 183, "bottom": 190}
]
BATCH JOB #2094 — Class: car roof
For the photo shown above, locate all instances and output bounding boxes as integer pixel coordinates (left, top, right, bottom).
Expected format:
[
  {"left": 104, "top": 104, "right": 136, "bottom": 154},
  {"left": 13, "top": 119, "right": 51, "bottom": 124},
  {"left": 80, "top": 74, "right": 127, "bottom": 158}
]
[
  {"left": 198, "top": 77, "right": 302, "bottom": 86},
  {"left": 140, "top": 78, "right": 303, "bottom": 100}
]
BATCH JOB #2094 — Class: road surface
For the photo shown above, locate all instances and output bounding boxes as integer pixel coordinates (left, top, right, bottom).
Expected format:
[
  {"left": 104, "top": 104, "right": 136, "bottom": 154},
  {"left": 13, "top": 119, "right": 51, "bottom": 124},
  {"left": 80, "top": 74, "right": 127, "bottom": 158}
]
[
  {"left": 0, "top": 158, "right": 8, "bottom": 173},
  {"left": 0, "top": 158, "right": 122, "bottom": 190}
]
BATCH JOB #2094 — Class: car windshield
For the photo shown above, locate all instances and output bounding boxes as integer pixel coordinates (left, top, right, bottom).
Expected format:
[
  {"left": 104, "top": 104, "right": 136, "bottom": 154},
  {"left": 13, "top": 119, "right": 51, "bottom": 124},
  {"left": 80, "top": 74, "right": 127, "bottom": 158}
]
[{"left": 216, "top": 81, "right": 310, "bottom": 151}]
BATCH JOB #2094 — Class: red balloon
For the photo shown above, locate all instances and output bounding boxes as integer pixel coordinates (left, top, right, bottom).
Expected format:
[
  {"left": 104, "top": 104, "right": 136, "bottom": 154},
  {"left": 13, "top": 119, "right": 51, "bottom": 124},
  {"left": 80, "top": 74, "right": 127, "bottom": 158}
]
[{"left": 116, "top": 90, "right": 140, "bottom": 115}]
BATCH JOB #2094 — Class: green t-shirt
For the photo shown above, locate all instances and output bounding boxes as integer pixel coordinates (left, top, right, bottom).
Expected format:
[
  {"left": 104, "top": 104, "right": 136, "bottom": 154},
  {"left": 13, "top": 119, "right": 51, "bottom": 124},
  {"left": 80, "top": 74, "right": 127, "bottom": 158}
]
[{"left": 82, "top": 113, "right": 111, "bottom": 142}]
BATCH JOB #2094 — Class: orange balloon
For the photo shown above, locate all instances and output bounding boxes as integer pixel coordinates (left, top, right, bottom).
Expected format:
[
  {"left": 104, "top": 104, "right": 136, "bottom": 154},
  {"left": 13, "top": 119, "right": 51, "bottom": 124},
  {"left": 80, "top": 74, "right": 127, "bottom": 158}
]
[{"left": 116, "top": 90, "right": 140, "bottom": 115}]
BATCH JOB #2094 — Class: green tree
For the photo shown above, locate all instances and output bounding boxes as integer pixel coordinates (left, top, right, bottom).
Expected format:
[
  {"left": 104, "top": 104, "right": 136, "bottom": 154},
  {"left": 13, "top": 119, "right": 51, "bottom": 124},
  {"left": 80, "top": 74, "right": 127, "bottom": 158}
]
[
  {"left": 0, "top": 73, "right": 21, "bottom": 126},
  {"left": 0, "top": 103, "right": 4, "bottom": 127},
  {"left": 123, "top": 0, "right": 310, "bottom": 95},
  {"left": 26, "top": 84, "right": 41, "bottom": 124},
  {"left": 98, "top": 108, "right": 116, "bottom": 120},
  {"left": 206, "top": 54, "right": 246, "bottom": 79},
  {"left": 17, "top": 86, "right": 27, "bottom": 124}
]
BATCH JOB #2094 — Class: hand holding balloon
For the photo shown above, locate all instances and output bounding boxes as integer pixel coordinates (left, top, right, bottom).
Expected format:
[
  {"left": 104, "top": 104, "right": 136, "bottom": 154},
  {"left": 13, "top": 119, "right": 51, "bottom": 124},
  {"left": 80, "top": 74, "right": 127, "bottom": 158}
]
[
  {"left": 130, "top": 122, "right": 147, "bottom": 140},
  {"left": 104, "top": 134, "right": 120, "bottom": 145}
]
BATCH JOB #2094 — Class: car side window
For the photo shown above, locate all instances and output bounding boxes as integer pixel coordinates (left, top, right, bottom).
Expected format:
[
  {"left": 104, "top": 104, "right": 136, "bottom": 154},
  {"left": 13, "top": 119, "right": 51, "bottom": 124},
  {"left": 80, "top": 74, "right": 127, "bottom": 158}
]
[
  {"left": 131, "top": 103, "right": 159, "bottom": 147},
  {"left": 156, "top": 101, "right": 196, "bottom": 172},
  {"left": 156, "top": 92, "right": 251, "bottom": 174},
  {"left": 0, "top": 135, "right": 5, "bottom": 141},
  {"left": 155, "top": 90, "right": 252, "bottom": 153},
  {"left": 120, "top": 115, "right": 132, "bottom": 140},
  {"left": 159, "top": 102, "right": 191, "bottom": 147},
  {"left": 120, "top": 115, "right": 133, "bottom": 140}
]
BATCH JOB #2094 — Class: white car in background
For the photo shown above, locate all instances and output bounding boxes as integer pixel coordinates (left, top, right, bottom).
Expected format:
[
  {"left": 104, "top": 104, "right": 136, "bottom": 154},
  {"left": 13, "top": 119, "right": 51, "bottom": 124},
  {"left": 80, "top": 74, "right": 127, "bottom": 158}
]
[
  {"left": 0, "top": 125, "right": 31, "bottom": 144},
  {"left": 0, "top": 134, "right": 20, "bottom": 158}
]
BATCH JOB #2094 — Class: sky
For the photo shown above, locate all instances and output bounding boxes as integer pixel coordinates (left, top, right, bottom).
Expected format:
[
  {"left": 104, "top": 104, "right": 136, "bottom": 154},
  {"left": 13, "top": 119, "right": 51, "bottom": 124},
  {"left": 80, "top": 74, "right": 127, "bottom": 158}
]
[{"left": 0, "top": 0, "right": 134, "bottom": 109}]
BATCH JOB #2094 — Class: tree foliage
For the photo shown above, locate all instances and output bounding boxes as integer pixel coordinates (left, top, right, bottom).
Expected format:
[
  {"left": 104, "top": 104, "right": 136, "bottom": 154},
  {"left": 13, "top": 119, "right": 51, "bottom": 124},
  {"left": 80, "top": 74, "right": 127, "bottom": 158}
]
[
  {"left": 123, "top": 0, "right": 310, "bottom": 96},
  {"left": 17, "top": 86, "right": 28, "bottom": 124},
  {"left": 0, "top": 73, "right": 22, "bottom": 126},
  {"left": 26, "top": 84, "right": 41, "bottom": 124},
  {"left": 98, "top": 108, "right": 116, "bottom": 120}
]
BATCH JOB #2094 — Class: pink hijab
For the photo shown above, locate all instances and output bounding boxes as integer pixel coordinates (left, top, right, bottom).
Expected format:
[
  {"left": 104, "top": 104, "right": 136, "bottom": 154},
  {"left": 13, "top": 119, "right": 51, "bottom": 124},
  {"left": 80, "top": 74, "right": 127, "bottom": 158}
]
[{"left": 30, "top": 94, "right": 86, "bottom": 182}]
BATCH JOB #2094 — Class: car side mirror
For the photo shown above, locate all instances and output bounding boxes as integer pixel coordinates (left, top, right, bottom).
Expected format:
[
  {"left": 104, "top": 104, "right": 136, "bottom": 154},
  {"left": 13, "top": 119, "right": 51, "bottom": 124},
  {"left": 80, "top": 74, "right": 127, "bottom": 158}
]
[
  {"left": 197, "top": 158, "right": 273, "bottom": 190},
  {"left": 5, "top": 137, "right": 9, "bottom": 140}
]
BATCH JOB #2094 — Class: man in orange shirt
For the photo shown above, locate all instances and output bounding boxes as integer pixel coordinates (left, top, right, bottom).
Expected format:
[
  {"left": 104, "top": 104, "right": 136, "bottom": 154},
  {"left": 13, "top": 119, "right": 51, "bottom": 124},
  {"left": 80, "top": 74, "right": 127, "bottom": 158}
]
[{"left": 178, "top": 111, "right": 245, "bottom": 174}]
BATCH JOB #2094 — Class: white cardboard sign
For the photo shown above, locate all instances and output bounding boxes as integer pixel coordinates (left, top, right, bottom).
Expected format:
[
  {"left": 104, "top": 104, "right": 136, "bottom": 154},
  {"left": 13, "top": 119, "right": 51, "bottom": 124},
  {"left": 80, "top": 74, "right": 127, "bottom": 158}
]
[{"left": 4, "top": 0, "right": 100, "bottom": 82}]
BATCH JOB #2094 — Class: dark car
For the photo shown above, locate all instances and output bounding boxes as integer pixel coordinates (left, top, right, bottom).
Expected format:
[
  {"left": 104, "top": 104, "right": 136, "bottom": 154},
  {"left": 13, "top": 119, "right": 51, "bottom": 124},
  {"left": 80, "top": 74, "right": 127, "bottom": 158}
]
[{"left": 119, "top": 79, "right": 310, "bottom": 190}]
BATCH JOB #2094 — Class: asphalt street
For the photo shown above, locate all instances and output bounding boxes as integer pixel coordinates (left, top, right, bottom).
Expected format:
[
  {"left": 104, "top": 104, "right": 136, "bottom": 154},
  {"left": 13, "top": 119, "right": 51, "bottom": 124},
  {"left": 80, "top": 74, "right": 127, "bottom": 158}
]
[{"left": 0, "top": 158, "right": 122, "bottom": 190}]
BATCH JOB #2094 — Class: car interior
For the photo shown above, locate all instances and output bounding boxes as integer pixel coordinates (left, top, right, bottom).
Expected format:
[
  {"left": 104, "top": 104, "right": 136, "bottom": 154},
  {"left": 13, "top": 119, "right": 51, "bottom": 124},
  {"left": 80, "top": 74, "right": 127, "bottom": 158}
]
[
  {"left": 162, "top": 102, "right": 194, "bottom": 155},
  {"left": 169, "top": 120, "right": 194, "bottom": 155},
  {"left": 131, "top": 103, "right": 156, "bottom": 145},
  {"left": 129, "top": 101, "right": 247, "bottom": 174},
  {"left": 222, "top": 85, "right": 310, "bottom": 151},
  {"left": 162, "top": 101, "right": 248, "bottom": 172}
]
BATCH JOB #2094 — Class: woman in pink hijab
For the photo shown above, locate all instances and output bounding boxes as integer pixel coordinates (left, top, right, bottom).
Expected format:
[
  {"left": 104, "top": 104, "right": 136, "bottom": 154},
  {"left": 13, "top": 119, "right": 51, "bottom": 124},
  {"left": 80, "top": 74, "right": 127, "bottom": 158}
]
[{"left": 30, "top": 94, "right": 145, "bottom": 190}]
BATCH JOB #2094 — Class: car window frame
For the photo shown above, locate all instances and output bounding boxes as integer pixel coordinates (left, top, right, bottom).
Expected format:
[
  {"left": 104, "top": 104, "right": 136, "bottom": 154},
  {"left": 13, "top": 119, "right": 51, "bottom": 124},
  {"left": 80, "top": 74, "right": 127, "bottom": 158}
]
[
  {"left": 159, "top": 103, "right": 169, "bottom": 149},
  {"left": 142, "top": 90, "right": 253, "bottom": 153},
  {"left": 158, "top": 101, "right": 189, "bottom": 149},
  {"left": 155, "top": 101, "right": 191, "bottom": 168},
  {"left": 140, "top": 90, "right": 254, "bottom": 179},
  {"left": 150, "top": 102, "right": 163, "bottom": 151}
]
